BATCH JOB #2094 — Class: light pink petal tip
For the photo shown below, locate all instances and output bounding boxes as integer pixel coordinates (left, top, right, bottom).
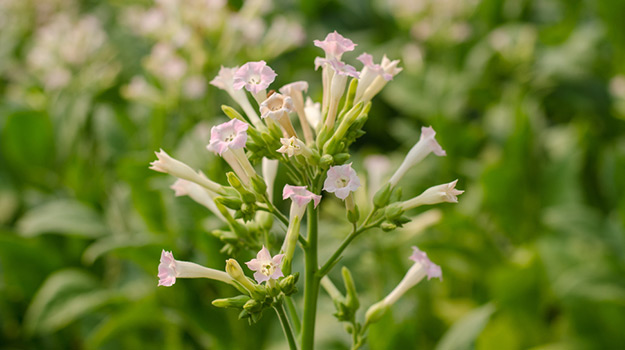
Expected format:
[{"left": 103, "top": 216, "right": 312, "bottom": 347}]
[
  {"left": 246, "top": 246, "right": 285, "bottom": 284},
  {"left": 157, "top": 250, "right": 177, "bottom": 287},
  {"left": 409, "top": 246, "right": 442, "bottom": 281},
  {"left": 233, "top": 61, "right": 277, "bottom": 94},
  {"left": 421, "top": 126, "right": 446, "bottom": 157},
  {"left": 283, "top": 184, "right": 322, "bottom": 208},
  {"left": 323, "top": 163, "right": 361, "bottom": 200},
  {"left": 207, "top": 119, "right": 248, "bottom": 155}
]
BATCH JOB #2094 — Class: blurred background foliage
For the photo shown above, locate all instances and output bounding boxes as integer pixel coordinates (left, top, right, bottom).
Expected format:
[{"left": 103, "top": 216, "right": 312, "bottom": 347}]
[{"left": 1, "top": 0, "right": 625, "bottom": 349}]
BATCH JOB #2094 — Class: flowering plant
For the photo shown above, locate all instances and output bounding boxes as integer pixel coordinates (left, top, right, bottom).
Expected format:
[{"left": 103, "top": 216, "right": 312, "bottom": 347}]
[{"left": 151, "top": 31, "right": 463, "bottom": 350}]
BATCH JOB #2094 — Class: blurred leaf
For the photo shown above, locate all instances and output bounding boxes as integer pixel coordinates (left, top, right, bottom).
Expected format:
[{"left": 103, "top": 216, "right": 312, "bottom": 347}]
[
  {"left": 1, "top": 110, "right": 54, "bottom": 172},
  {"left": 435, "top": 303, "right": 496, "bottom": 350},
  {"left": 17, "top": 199, "right": 108, "bottom": 238}
]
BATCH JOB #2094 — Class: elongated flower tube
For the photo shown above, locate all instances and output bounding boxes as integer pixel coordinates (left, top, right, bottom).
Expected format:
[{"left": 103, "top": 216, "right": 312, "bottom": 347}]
[
  {"left": 354, "top": 53, "right": 393, "bottom": 104},
  {"left": 360, "top": 55, "right": 403, "bottom": 104},
  {"left": 233, "top": 60, "right": 277, "bottom": 104},
  {"left": 281, "top": 185, "right": 321, "bottom": 274},
  {"left": 315, "top": 57, "right": 359, "bottom": 131},
  {"left": 262, "top": 157, "right": 279, "bottom": 202},
  {"left": 158, "top": 250, "right": 234, "bottom": 287},
  {"left": 245, "top": 246, "right": 285, "bottom": 283},
  {"left": 210, "top": 66, "right": 262, "bottom": 128},
  {"left": 260, "top": 92, "right": 298, "bottom": 138},
  {"left": 207, "top": 119, "right": 257, "bottom": 185},
  {"left": 314, "top": 31, "right": 356, "bottom": 116},
  {"left": 400, "top": 180, "right": 464, "bottom": 210},
  {"left": 150, "top": 149, "right": 224, "bottom": 194},
  {"left": 280, "top": 81, "right": 314, "bottom": 144},
  {"left": 364, "top": 246, "right": 441, "bottom": 325},
  {"left": 389, "top": 126, "right": 446, "bottom": 187},
  {"left": 170, "top": 178, "right": 226, "bottom": 221},
  {"left": 304, "top": 97, "right": 322, "bottom": 129}
]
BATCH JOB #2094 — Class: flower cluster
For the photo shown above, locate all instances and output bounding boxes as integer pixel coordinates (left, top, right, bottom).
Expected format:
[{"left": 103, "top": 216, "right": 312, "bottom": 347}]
[{"left": 151, "top": 31, "right": 463, "bottom": 349}]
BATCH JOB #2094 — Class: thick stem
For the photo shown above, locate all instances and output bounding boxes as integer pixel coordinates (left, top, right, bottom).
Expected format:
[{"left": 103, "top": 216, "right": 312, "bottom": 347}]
[
  {"left": 301, "top": 204, "right": 319, "bottom": 350},
  {"left": 274, "top": 303, "right": 298, "bottom": 350}
]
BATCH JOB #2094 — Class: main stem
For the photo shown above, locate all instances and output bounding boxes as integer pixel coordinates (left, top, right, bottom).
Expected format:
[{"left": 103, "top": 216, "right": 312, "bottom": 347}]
[{"left": 301, "top": 204, "right": 319, "bottom": 350}]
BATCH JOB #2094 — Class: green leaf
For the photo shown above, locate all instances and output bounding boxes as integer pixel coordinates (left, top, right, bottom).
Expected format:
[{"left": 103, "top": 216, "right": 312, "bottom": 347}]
[
  {"left": 17, "top": 199, "right": 108, "bottom": 238},
  {"left": 435, "top": 303, "right": 496, "bottom": 350},
  {"left": 1, "top": 110, "right": 54, "bottom": 171}
]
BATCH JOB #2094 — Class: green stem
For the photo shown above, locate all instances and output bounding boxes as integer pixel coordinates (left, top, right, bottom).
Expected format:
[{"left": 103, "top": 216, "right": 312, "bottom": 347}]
[
  {"left": 285, "top": 296, "right": 301, "bottom": 334},
  {"left": 274, "top": 303, "right": 298, "bottom": 350},
  {"left": 301, "top": 204, "right": 319, "bottom": 350},
  {"left": 317, "top": 217, "right": 384, "bottom": 277}
]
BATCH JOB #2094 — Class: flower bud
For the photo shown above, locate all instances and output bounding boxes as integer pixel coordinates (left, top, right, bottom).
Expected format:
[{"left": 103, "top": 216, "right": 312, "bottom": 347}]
[
  {"left": 373, "top": 183, "right": 392, "bottom": 208},
  {"left": 278, "top": 274, "right": 298, "bottom": 295},
  {"left": 214, "top": 196, "right": 243, "bottom": 210},
  {"left": 243, "top": 299, "right": 263, "bottom": 313},
  {"left": 226, "top": 258, "right": 256, "bottom": 294},
  {"left": 333, "top": 153, "right": 351, "bottom": 164},
  {"left": 250, "top": 175, "right": 268, "bottom": 197},
  {"left": 385, "top": 203, "right": 404, "bottom": 221},
  {"left": 212, "top": 295, "right": 251, "bottom": 309},
  {"left": 319, "top": 154, "right": 334, "bottom": 168},
  {"left": 364, "top": 301, "right": 389, "bottom": 326},
  {"left": 221, "top": 104, "right": 247, "bottom": 122}
]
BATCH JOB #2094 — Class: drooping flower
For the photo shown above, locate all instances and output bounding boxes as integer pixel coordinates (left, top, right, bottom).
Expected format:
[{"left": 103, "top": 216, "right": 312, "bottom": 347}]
[
  {"left": 245, "top": 246, "right": 285, "bottom": 283},
  {"left": 233, "top": 60, "right": 277, "bottom": 94},
  {"left": 313, "top": 31, "right": 357, "bottom": 60},
  {"left": 206, "top": 119, "right": 248, "bottom": 156},
  {"left": 150, "top": 149, "right": 224, "bottom": 194},
  {"left": 323, "top": 163, "right": 361, "bottom": 200},
  {"left": 389, "top": 126, "right": 446, "bottom": 187},
  {"left": 158, "top": 250, "right": 234, "bottom": 287},
  {"left": 400, "top": 180, "right": 464, "bottom": 210},
  {"left": 364, "top": 246, "right": 441, "bottom": 325}
]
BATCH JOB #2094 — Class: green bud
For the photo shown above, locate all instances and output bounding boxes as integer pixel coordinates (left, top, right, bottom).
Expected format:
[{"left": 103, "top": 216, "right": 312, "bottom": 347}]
[
  {"left": 319, "top": 154, "right": 334, "bottom": 168},
  {"left": 385, "top": 203, "right": 404, "bottom": 221},
  {"left": 250, "top": 175, "right": 268, "bottom": 196},
  {"left": 342, "top": 267, "right": 360, "bottom": 312},
  {"left": 279, "top": 274, "right": 298, "bottom": 295},
  {"left": 261, "top": 132, "right": 276, "bottom": 146},
  {"left": 339, "top": 78, "right": 359, "bottom": 115},
  {"left": 323, "top": 137, "right": 342, "bottom": 155},
  {"left": 381, "top": 222, "right": 397, "bottom": 232},
  {"left": 226, "top": 172, "right": 243, "bottom": 189},
  {"left": 347, "top": 204, "right": 360, "bottom": 223},
  {"left": 333, "top": 153, "right": 351, "bottom": 164},
  {"left": 211, "top": 230, "right": 238, "bottom": 244},
  {"left": 243, "top": 299, "right": 263, "bottom": 313},
  {"left": 364, "top": 301, "right": 389, "bottom": 326},
  {"left": 373, "top": 183, "right": 392, "bottom": 208},
  {"left": 214, "top": 196, "right": 242, "bottom": 210},
  {"left": 212, "top": 295, "right": 251, "bottom": 309},
  {"left": 391, "top": 186, "right": 402, "bottom": 202},
  {"left": 221, "top": 105, "right": 246, "bottom": 122}
]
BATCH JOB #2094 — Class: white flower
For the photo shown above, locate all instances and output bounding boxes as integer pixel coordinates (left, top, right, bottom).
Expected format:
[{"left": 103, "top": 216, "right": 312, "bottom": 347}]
[
  {"left": 158, "top": 250, "right": 234, "bottom": 287},
  {"left": 400, "top": 180, "right": 464, "bottom": 210},
  {"left": 389, "top": 126, "right": 446, "bottom": 187}
]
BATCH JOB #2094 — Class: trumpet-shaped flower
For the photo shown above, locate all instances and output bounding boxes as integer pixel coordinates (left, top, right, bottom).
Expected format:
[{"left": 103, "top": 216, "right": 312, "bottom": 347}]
[
  {"left": 245, "top": 246, "right": 285, "bottom": 283},
  {"left": 357, "top": 54, "right": 403, "bottom": 103},
  {"left": 150, "top": 149, "right": 223, "bottom": 194},
  {"left": 260, "top": 93, "right": 298, "bottom": 137},
  {"left": 313, "top": 31, "right": 356, "bottom": 60},
  {"left": 389, "top": 126, "right": 446, "bottom": 187},
  {"left": 280, "top": 81, "right": 314, "bottom": 143},
  {"left": 365, "top": 246, "right": 441, "bottom": 324},
  {"left": 170, "top": 178, "right": 225, "bottom": 220},
  {"left": 206, "top": 119, "right": 248, "bottom": 156},
  {"left": 210, "top": 66, "right": 262, "bottom": 127},
  {"left": 283, "top": 184, "right": 322, "bottom": 209},
  {"left": 400, "top": 180, "right": 464, "bottom": 210},
  {"left": 158, "top": 250, "right": 234, "bottom": 287},
  {"left": 323, "top": 163, "right": 361, "bottom": 200},
  {"left": 233, "top": 60, "right": 277, "bottom": 94}
]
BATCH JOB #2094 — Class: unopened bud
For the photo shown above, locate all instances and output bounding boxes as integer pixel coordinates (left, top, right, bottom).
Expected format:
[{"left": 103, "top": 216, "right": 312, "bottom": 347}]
[
  {"left": 226, "top": 259, "right": 256, "bottom": 294},
  {"left": 364, "top": 301, "right": 389, "bottom": 326},
  {"left": 221, "top": 105, "right": 246, "bottom": 122},
  {"left": 319, "top": 154, "right": 334, "bottom": 168},
  {"left": 381, "top": 222, "right": 397, "bottom": 232},
  {"left": 385, "top": 203, "right": 404, "bottom": 221},
  {"left": 250, "top": 175, "right": 268, "bottom": 196},
  {"left": 212, "top": 295, "right": 251, "bottom": 309},
  {"left": 333, "top": 153, "right": 350, "bottom": 164},
  {"left": 373, "top": 183, "right": 392, "bottom": 208}
]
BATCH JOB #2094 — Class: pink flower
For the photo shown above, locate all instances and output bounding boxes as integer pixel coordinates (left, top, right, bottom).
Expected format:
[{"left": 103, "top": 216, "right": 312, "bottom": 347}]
[
  {"left": 282, "top": 185, "right": 322, "bottom": 209},
  {"left": 313, "top": 31, "right": 357, "bottom": 59},
  {"left": 279, "top": 81, "right": 309, "bottom": 95},
  {"left": 357, "top": 53, "right": 392, "bottom": 81},
  {"left": 210, "top": 66, "right": 238, "bottom": 91},
  {"left": 158, "top": 250, "right": 178, "bottom": 286},
  {"left": 323, "top": 163, "right": 361, "bottom": 200},
  {"left": 245, "top": 246, "right": 285, "bottom": 283},
  {"left": 389, "top": 126, "right": 446, "bottom": 187},
  {"left": 400, "top": 180, "right": 464, "bottom": 210},
  {"left": 314, "top": 57, "right": 360, "bottom": 79},
  {"left": 233, "top": 61, "right": 277, "bottom": 94},
  {"left": 409, "top": 246, "right": 442, "bottom": 280},
  {"left": 157, "top": 250, "right": 233, "bottom": 287},
  {"left": 206, "top": 119, "right": 248, "bottom": 156}
]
